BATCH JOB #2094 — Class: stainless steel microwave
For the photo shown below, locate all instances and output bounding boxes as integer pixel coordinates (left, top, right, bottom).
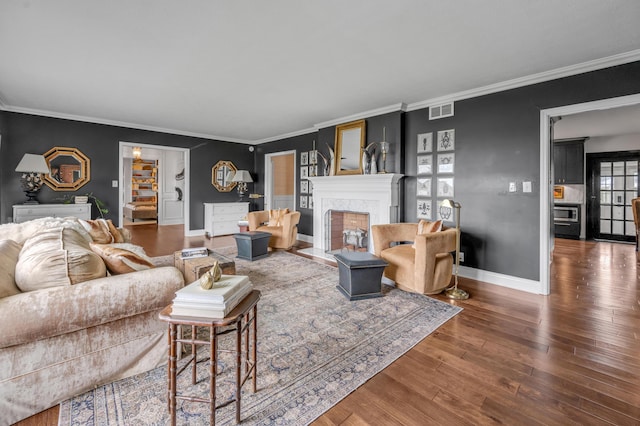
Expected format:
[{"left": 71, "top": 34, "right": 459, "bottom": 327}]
[{"left": 554, "top": 205, "right": 579, "bottom": 223}]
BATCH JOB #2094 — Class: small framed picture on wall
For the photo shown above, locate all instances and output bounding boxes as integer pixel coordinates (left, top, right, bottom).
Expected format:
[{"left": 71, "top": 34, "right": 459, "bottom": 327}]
[
  {"left": 417, "top": 155, "right": 433, "bottom": 175},
  {"left": 437, "top": 129, "right": 455, "bottom": 151},
  {"left": 437, "top": 177, "right": 454, "bottom": 198},
  {"left": 417, "top": 178, "right": 431, "bottom": 197},
  {"left": 300, "top": 166, "right": 309, "bottom": 178},
  {"left": 309, "top": 196, "right": 314, "bottom": 209},
  {"left": 417, "top": 133, "right": 433, "bottom": 154},
  {"left": 438, "top": 203, "right": 454, "bottom": 222},
  {"left": 300, "top": 152, "right": 309, "bottom": 166},
  {"left": 300, "top": 195, "right": 308, "bottom": 209},
  {"left": 437, "top": 153, "right": 455, "bottom": 174},
  {"left": 417, "top": 199, "right": 432, "bottom": 220},
  {"left": 300, "top": 180, "right": 309, "bottom": 194}
]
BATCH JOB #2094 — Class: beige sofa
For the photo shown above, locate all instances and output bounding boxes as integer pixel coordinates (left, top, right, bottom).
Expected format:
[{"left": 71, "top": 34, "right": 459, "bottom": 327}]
[{"left": 0, "top": 217, "right": 184, "bottom": 425}]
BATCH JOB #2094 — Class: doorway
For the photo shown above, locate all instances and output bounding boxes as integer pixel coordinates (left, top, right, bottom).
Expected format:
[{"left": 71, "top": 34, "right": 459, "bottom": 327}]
[
  {"left": 540, "top": 93, "right": 640, "bottom": 295},
  {"left": 118, "top": 142, "right": 190, "bottom": 233},
  {"left": 264, "top": 150, "right": 296, "bottom": 211}
]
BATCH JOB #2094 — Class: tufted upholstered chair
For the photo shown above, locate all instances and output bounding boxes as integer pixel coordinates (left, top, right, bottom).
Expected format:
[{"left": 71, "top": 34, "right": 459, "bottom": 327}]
[
  {"left": 371, "top": 223, "right": 457, "bottom": 294},
  {"left": 247, "top": 210, "right": 301, "bottom": 249}
]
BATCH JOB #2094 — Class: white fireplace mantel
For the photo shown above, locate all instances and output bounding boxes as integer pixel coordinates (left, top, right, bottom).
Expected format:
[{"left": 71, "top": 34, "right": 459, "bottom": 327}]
[{"left": 308, "top": 174, "right": 404, "bottom": 254}]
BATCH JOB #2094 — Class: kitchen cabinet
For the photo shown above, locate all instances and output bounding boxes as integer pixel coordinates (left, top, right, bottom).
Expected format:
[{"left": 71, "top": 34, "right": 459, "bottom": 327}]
[{"left": 554, "top": 139, "right": 585, "bottom": 184}]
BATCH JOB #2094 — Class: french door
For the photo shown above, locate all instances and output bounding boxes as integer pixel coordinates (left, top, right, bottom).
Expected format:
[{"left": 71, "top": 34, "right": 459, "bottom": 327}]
[{"left": 586, "top": 151, "right": 640, "bottom": 241}]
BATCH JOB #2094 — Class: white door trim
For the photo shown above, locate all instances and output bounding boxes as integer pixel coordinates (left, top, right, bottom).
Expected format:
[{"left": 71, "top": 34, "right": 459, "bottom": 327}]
[
  {"left": 118, "top": 142, "right": 190, "bottom": 235},
  {"left": 264, "top": 150, "right": 297, "bottom": 211},
  {"left": 539, "top": 93, "right": 640, "bottom": 295}
]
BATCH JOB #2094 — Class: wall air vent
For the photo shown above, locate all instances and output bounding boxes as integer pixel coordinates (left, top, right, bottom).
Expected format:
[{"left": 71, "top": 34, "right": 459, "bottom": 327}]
[{"left": 429, "top": 102, "right": 454, "bottom": 120}]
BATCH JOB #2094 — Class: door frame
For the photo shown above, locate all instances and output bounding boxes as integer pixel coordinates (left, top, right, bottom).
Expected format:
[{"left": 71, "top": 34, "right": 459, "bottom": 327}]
[
  {"left": 264, "top": 150, "right": 297, "bottom": 211},
  {"left": 539, "top": 93, "right": 640, "bottom": 295},
  {"left": 118, "top": 142, "right": 190, "bottom": 234}
]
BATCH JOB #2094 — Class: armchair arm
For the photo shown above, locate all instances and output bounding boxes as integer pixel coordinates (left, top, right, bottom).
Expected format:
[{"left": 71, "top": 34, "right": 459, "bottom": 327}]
[
  {"left": 247, "top": 211, "right": 269, "bottom": 231},
  {"left": 413, "top": 228, "right": 457, "bottom": 293},
  {"left": 371, "top": 223, "right": 419, "bottom": 255}
]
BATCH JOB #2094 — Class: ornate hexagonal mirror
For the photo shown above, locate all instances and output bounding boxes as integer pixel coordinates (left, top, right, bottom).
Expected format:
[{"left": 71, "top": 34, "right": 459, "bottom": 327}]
[{"left": 43, "top": 147, "right": 91, "bottom": 191}]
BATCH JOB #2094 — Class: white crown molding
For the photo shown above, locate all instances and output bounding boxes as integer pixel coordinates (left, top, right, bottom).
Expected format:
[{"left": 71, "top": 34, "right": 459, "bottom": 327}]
[
  {"left": 406, "top": 49, "right": 640, "bottom": 112},
  {"left": 253, "top": 126, "right": 317, "bottom": 144},
  {"left": 313, "top": 103, "right": 407, "bottom": 130},
  {"left": 1, "top": 105, "right": 252, "bottom": 144}
]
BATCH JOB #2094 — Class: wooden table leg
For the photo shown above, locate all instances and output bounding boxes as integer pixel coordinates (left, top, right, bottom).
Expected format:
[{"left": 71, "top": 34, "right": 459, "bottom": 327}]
[
  {"left": 252, "top": 305, "right": 258, "bottom": 392},
  {"left": 169, "top": 323, "right": 177, "bottom": 426},
  {"left": 209, "top": 325, "right": 216, "bottom": 426},
  {"left": 191, "top": 325, "right": 197, "bottom": 385},
  {"left": 236, "top": 317, "right": 243, "bottom": 423}
]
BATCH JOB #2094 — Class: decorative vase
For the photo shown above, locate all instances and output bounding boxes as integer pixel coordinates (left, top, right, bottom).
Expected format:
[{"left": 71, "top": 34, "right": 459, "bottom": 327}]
[
  {"left": 362, "top": 150, "right": 371, "bottom": 174},
  {"left": 327, "top": 144, "right": 335, "bottom": 176},
  {"left": 199, "top": 261, "right": 222, "bottom": 289},
  {"left": 370, "top": 153, "right": 378, "bottom": 174}
]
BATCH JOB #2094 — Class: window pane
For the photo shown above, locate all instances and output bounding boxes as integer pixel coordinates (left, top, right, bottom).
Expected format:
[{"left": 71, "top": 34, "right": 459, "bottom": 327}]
[
  {"left": 600, "top": 191, "right": 611, "bottom": 204},
  {"left": 626, "top": 191, "right": 636, "bottom": 206},
  {"left": 600, "top": 206, "right": 611, "bottom": 219},
  {"left": 600, "top": 176, "right": 612, "bottom": 190},
  {"left": 612, "top": 220, "right": 624, "bottom": 235},
  {"left": 613, "top": 161, "right": 625, "bottom": 175},
  {"left": 613, "top": 191, "right": 625, "bottom": 205},
  {"left": 612, "top": 205, "right": 624, "bottom": 220},
  {"left": 600, "top": 220, "right": 611, "bottom": 233},
  {"left": 626, "top": 205, "right": 633, "bottom": 219},
  {"left": 625, "top": 176, "right": 637, "bottom": 190},
  {"left": 626, "top": 161, "right": 638, "bottom": 176},
  {"left": 601, "top": 162, "right": 612, "bottom": 176},
  {"left": 613, "top": 176, "right": 625, "bottom": 190},
  {"left": 626, "top": 221, "right": 636, "bottom": 236}
]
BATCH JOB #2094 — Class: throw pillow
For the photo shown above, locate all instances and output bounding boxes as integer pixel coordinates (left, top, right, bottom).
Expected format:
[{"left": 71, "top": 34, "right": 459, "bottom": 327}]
[
  {"left": 0, "top": 240, "right": 22, "bottom": 298},
  {"left": 268, "top": 208, "right": 289, "bottom": 226},
  {"left": 79, "top": 218, "right": 125, "bottom": 244},
  {"left": 15, "top": 228, "right": 107, "bottom": 292},
  {"left": 90, "top": 243, "right": 155, "bottom": 275},
  {"left": 412, "top": 220, "right": 443, "bottom": 248}
]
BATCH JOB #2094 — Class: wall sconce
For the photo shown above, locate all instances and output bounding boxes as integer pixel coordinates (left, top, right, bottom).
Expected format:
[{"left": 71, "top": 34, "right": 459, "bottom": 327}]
[
  {"left": 440, "top": 199, "right": 469, "bottom": 300},
  {"left": 230, "top": 170, "right": 253, "bottom": 199},
  {"left": 132, "top": 147, "right": 142, "bottom": 159},
  {"left": 15, "top": 153, "right": 50, "bottom": 204}
]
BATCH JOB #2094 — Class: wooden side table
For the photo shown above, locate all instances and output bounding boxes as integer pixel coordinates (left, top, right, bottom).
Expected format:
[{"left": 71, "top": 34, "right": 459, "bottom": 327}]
[{"left": 159, "top": 290, "right": 261, "bottom": 425}]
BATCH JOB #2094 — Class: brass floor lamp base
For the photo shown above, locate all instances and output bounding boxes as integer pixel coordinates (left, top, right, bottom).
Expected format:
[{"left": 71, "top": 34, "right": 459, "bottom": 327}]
[{"left": 445, "top": 286, "right": 469, "bottom": 300}]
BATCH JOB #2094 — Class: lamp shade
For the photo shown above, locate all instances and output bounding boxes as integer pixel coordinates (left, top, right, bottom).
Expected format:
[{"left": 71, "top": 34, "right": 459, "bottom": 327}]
[
  {"left": 15, "top": 154, "right": 50, "bottom": 173},
  {"left": 440, "top": 199, "right": 461, "bottom": 209},
  {"left": 231, "top": 170, "right": 253, "bottom": 183}
]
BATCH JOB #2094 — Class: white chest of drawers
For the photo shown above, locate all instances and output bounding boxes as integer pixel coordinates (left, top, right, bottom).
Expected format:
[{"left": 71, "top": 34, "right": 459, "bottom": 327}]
[
  {"left": 13, "top": 203, "right": 92, "bottom": 223},
  {"left": 204, "top": 202, "right": 249, "bottom": 237}
]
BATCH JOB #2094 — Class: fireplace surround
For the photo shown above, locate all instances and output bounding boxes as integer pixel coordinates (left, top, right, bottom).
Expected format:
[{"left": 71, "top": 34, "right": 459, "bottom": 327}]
[{"left": 307, "top": 174, "right": 403, "bottom": 256}]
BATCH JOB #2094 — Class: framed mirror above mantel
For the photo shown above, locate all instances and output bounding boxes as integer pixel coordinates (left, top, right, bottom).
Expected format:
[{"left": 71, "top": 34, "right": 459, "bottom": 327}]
[
  {"left": 335, "top": 120, "right": 366, "bottom": 175},
  {"left": 43, "top": 146, "right": 91, "bottom": 191}
]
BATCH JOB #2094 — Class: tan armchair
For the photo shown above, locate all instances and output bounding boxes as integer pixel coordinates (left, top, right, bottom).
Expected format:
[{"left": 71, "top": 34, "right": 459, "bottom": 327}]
[
  {"left": 247, "top": 210, "right": 301, "bottom": 249},
  {"left": 371, "top": 223, "right": 457, "bottom": 295}
]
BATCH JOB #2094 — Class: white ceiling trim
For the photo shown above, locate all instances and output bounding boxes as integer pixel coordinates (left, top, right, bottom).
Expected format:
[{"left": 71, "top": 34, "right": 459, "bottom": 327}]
[
  {"left": 0, "top": 104, "right": 251, "bottom": 144},
  {"left": 313, "top": 103, "right": 408, "bottom": 130},
  {"left": 253, "top": 127, "right": 317, "bottom": 145},
  {"left": 406, "top": 49, "right": 640, "bottom": 112}
]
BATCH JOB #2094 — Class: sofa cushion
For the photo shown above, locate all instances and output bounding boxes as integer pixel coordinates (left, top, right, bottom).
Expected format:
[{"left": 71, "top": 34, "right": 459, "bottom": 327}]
[
  {"left": 0, "top": 217, "right": 92, "bottom": 245},
  {"left": 90, "top": 243, "right": 154, "bottom": 275},
  {"left": 79, "top": 218, "right": 126, "bottom": 244},
  {"left": 0, "top": 240, "right": 22, "bottom": 298},
  {"left": 268, "top": 208, "right": 289, "bottom": 226},
  {"left": 15, "top": 228, "right": 107, "bottom": 292}
]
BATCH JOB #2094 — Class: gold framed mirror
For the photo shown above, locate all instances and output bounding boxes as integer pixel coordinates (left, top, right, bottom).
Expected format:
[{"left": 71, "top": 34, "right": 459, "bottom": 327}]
[
  {"left": 43, "top": 147, "right": 91, "bottom": 191},
  {"left": 211, "top": 160, "right": 238, "bottom": 192},
  {"left": 335, "top": 119, "right": 366, "bottom": 175}
]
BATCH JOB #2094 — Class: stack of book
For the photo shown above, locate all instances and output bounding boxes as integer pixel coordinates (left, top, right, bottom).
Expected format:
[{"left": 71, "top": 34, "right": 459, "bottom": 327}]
[
  {"left": 172, "top": 275, "right": 253, "bottom": 318},
  {"left": 180, "top": 247, "right": 209, "bottom": 259}
]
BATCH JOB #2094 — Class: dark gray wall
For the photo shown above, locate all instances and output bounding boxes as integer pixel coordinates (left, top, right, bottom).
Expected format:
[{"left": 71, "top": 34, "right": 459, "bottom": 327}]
[
  {"left": 404, "top": 61, "right": 640, "bottom": 281},
  {"left": 0, "top": 112, "right": 252, "bottom": 229}
]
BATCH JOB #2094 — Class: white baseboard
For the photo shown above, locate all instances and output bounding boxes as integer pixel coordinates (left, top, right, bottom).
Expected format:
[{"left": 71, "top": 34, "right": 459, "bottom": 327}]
[
  {"left": 459, "top": 265, "right": 542, "bottom": 294},
  {"left": 186, "top": 228, "right": 206, "bottom": 237},
  {"left": 297, "top": 233, "right": 313, "bottom": 243}
]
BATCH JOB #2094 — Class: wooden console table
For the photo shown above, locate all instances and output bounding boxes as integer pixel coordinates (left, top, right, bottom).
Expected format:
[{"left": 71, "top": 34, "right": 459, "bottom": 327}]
[{"left": 158, "top": 290, "right": 261, "bottom": 425}]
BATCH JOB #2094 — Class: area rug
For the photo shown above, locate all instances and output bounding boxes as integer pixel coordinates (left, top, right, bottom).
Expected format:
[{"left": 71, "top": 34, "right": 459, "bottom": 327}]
[{"left": 59, "top": 250, "right": 462, "bottom": 425}]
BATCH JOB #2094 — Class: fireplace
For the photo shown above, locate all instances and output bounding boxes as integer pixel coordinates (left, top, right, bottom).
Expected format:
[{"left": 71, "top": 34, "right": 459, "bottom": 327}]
[
  {"left": 326, "top": 210, "right": 370, "bottom": 253},
  {"left": 306, "top": 174, "right": 403, "bottom": 257}
]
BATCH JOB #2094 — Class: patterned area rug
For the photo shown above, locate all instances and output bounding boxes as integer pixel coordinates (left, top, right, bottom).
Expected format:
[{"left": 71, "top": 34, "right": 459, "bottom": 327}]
[{"left": 59, "top": 249, "right": 461, "bottom": 425}]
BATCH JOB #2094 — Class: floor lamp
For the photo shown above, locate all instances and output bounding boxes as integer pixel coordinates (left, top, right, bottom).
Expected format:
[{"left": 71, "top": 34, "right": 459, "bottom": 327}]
[{"left": 441, "top": 199, "right": 469, "bottom": 300}]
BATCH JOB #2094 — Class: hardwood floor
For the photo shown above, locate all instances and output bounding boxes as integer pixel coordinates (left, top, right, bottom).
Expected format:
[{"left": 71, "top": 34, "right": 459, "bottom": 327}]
[{"left": 15, "top": 227, "right": 640, "bottom": 425}]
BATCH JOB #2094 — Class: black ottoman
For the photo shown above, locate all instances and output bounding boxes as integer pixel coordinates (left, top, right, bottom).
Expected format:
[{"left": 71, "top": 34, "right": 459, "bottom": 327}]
[
  {"left": 333, "top": 252, "right": 387, "bottom": 301},
  {"left": 234, "top": 231, "right": 271, "bottom": 261}
]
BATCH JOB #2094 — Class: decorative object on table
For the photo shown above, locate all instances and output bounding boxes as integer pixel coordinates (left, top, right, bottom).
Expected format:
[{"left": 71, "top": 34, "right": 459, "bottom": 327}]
[
  {"left": 417, "top": 132, "right": 433, "bottom": 153},
  {"left": 180, "top": 247, "right": 208, "bottom": 259},
  {"left": 440, "top": 199, "right": 469, "bottom": 300},
  {"left": 437, "top": 129, "right": 455, "bottom": 151},
  {"left": 199, "top": 260, "right": 222, "bottom": 289},
  {"left": 437, "top": 177, "right": 454, "bottom": 198},
  {"left": 59, "top": 192, "right": 109, "bottom": 218},
  {"left": 417, "top": 155, "right": 433, "bottom": 175},
  {"left": 15, "top": 153, "right": 50, "bottom": 204},
  {"left": 42, "top": 146, "right": 91, "bottom": 191},
  {"left": 74, "top": 195, "right": 89, "bottom": 204},
  {"left": 370, "top": 152, "right": 378, "bottom": 174},
  {"left": 361, "top": 141, "right": 377, "bottom": 174},
  {"left": 437, "top": 153, "right": 455, "bottom": 174},
  {"left": 230, "top": 169, "right": 253, "bottom": 199}
]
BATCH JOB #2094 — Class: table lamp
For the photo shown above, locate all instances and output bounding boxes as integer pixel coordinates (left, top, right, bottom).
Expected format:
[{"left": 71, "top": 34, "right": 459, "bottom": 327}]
[
  {"left": 440, "top": 199, "right": 469, "bottom": 300},
  {"left": 231, "top": 170, "right": 253, "bottom": 199},
  {"left": 15, "top": 153, "right": 50, "bottom": 204}
]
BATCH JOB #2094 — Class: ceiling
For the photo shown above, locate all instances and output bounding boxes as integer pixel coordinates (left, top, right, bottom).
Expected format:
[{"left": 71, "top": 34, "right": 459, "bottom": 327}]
[
  {"left": 553, "top": 103, "right": 640, "bottom": 140},
  {"left": 1, "top": 1, "right": 640, "bottom": 144}
]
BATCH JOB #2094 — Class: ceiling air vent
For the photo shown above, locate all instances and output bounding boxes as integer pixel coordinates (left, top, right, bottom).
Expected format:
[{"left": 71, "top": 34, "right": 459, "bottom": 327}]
[{"left": 429, "top": 102, "right": 454, "bottom": 120}]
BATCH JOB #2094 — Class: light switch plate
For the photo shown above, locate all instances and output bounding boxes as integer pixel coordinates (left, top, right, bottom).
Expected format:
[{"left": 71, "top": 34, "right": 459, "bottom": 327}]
[
  {"left": 509, "top": 182, "right": 517, "bottom": 192},
  {"left": 523, "top": 181, "right": 532, "bottom": 193},
  {"left": 112, "top": 180, "right": 118, "bottom": 187}
]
